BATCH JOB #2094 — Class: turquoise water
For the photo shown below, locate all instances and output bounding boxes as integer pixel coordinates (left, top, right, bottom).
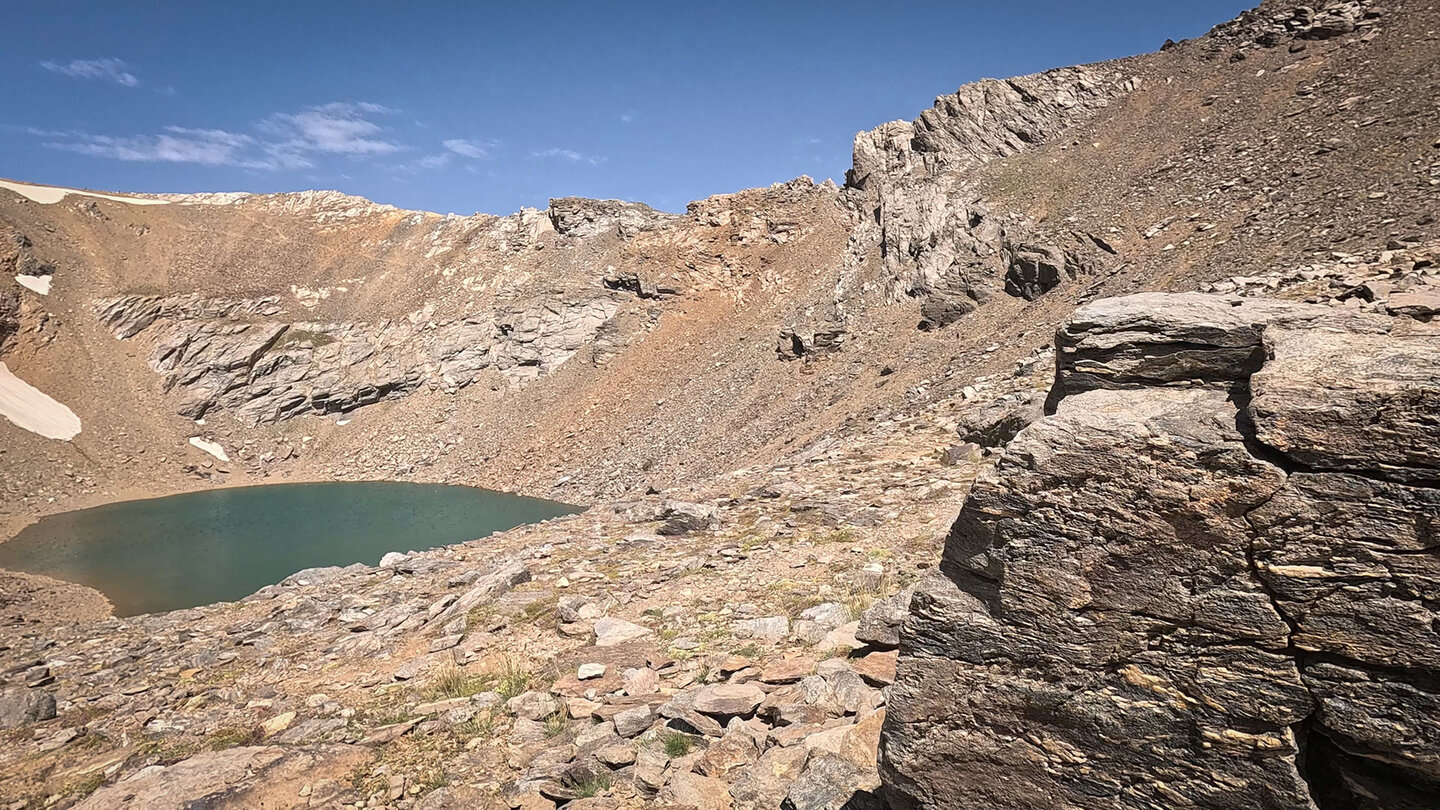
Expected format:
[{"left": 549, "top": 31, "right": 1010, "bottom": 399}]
[{"left": 0, "top": 482, "right": 577, "bottom": 617}]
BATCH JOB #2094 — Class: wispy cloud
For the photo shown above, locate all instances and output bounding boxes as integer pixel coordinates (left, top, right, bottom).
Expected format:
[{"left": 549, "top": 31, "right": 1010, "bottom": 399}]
[
  {"left": 532, "top": 147, "right": 606, "bottom": 166},
  {"left": 619, "top": 113, "right": 634, "bottom": 124},
  {"left": 533, "top": 147, "right": 583, "bottom": 162},
  {"left": 45, "top": 127, "right": 263, "bottom": 167},
  {"left": 389, "top": 152, "right": 452, "bottom": 173},
  {"left": 26, "top": 101, "right": 512, "bottom": 177},
  {"left": 443, "top": 138, "right": 495, "bottom": 159},
  {"left": 260, "top": 102, "right": 400, "bottom": 157},
  {"left": 33, "top": 101, "right": 410, "bottom": 171},
  {"left": 40, "top": 58, "right": 140, "bottom": 87}
]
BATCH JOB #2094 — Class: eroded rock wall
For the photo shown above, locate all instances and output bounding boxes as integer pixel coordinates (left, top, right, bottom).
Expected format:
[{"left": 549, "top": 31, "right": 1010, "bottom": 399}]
[
  {"left": 881, "top": 292, "right": 1440, "bottom": 809},
  {"left": 95, "top": 293, "right": 623, "bottom": 423},
  {"left": 846, "top": 67, "right": 1131, "bottom": 318}
]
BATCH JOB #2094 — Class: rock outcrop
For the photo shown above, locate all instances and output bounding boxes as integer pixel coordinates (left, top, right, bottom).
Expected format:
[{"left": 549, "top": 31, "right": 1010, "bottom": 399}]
[
  {"left": 881, "top": 292, "right": 1440, "bottom": 809},
  {"left": 847, "top": 67, "right": 1130, "bottom": 315},
  {"left": 548, "top": 197, "right": 679, "bottom": 239},
  {"left": 95, "top": 293, "right": 622, "bottom": 423}
]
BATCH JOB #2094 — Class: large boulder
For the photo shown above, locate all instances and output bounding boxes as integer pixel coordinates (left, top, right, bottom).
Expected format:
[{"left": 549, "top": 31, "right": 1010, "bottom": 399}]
[
  {"left": 1051, "top": 292, "right": 1384, "bottom": 397},
  {"left": 881, "top": 293, "right": 1440, "bottom": 809},
  {"left": 0, "top": 686, "right": 56, "bottom": 728}
]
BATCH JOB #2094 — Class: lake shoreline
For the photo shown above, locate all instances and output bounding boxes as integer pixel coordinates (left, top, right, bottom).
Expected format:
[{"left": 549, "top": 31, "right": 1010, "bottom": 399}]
[{"left": 0, "top": 480, "right": 581, "bottom": 619}]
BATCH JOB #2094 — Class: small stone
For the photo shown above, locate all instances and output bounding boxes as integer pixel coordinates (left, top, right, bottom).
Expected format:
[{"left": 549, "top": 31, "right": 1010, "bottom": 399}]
[
  {"left": 663, "top": 771, "right": 732, "bottom": 810},
  {"left": 595, "top": 743, "right": 637, "bottom": 767},
  {"left": 735, "top": 616, "right": 789, "bottom": 639},
  {"left": 693, "top": 684, "right": 766, "bottom": 717},
  {"left": 261, "top": 711, "right": 296, "bottom": 736},
  {"left": 798, "top": 603, "right": 850, "bottom": 628},
  {"left": 852, "top": 651, "right": 898, "bottom": 687},
  {"left": 593, "top": 617, "right": 654, "bottom": 647},
  {"left": 760, "top": 657, "right": 816, "bottom": 684},
  {"left": 622, "top": 667, "right": 660, "bottom": 696},
  {"left": 0, "top": 687, "right": 56, "bottom": 729},
  {"left": 577, "top": 663, "right": 607, "bottom": 680},
  {"left": 506, "top": 691, "right": 560, "bottom": 721},
  {"left": 612, "top": 704, "right": 656, "bottom": 738}
]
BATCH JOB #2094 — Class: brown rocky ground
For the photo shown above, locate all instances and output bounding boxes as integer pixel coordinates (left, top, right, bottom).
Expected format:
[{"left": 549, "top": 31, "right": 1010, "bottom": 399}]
[{"left": 0, "top": 0, "right": 1437, "bottom": 807}]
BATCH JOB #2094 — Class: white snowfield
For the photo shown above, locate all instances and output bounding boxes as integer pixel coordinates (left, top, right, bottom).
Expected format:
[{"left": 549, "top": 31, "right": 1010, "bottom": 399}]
[
  {"left": 0, "top": 362, "right": 81, "bottom": 440},
  {"left": 14, "top": 275, "right": 51, "bottom": 295},
  {"left": 0, "top": 178, "right": 172, "bottom": 206},
  {"left": 188, "top": 436, "right": 230, "bottom": 462}
]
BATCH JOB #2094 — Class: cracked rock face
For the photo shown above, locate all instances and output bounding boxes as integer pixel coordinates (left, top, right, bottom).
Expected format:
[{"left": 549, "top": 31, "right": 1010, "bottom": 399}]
[
  {"left": 94, "top": 293, "right": 621, "bottom": 423},
  {"left": 880, "top": 293, "right": 1440, "bottom": 809},
  {"left": 847, "top": 67, "right": 1127, "bottom": 313}
]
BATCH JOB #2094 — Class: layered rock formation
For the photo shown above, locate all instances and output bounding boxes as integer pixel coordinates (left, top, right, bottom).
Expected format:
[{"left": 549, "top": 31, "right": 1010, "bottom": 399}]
[
  {"left": 95, "top": 292, "right": 623, "bottom": 423},
  {"left": 846, "top": 67, "right": 1126, "bottom": 322},
  {"left": 881, "top": 292, "right": 1440, "bottom": 809}
]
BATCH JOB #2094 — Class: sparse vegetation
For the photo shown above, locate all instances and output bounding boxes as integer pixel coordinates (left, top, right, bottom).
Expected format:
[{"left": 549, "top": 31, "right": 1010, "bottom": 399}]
[
  {"left": 208, "top": 725, "right": 263, "bottom": 750},
  {"left": 456, "top": 710, "right": 497, "bottom": 741},
  {"left": 137, "top": 735, "right": 200, "bottom": 765},
  {"left": 274, "top": 328, "right": 337, "bottom": 351},
  {"left": 544, "top": 711, "right": 569, "bottom": 739},
  {"left": 573, "top": 771, "right": 614, "bottom": 798},
  {"left": 495, "top": 656, "right": 532, "bottom": 699},
  {"left": 423, "top": 666, "right": 490, "bottom": 701},
  {"left": 62, "top": 772, "right": 107, "bottom": 799},
  {"left": 662, "top": 731, "right": 696, "bottom": 758},
  {"left": 517, "top": 599, "right": 558, "bottom": 628}
]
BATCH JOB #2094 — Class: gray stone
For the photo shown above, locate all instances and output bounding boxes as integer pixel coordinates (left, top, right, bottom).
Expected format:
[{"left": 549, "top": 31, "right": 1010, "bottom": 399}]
[
  {"left": 735, "top": 616, "right": 789, "bottom": 639},
  {"left": 507, "top": 691, "right": 560, "bottom": 721},
  {"left": 1248, "top": 325, "right": 1440, "bottom": 482},
  {"left": 593, "top": 616, "right": 654, "bottom": 647},
  {"left": 693, "top": 684, "right": 766, "bottom": 718},
  {"left": 612, "top": 704, "right": 655, "bottom": 738},
  {"left": 855, "top": 588, "right": 913, "bottom": 649},
  {"left": 783, "top": 751, "right": 881, "bottom": 810},
  {"left": 0, "top": 686, "right": 55, "bottom": 728},
  {"left": 1053, "top": 292, "right": 1380, "bottom": 396},
  {"left": 882, "top": 293, "right": 1440, "bottom": 810}
]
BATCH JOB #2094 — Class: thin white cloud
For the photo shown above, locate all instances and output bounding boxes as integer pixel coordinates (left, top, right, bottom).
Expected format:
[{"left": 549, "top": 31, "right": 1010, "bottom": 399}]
[
  {"left": 443, "top": 138, "right": 495, "bottom": 159},
  {"left": 533, "top": 147, "right": 583, "bottom": 162},
  {"left": 620, "top": 113, "right": 634, "bottom": 123},
  {"left": 45, "top": 127, "right": 261, "bottom": 167},
  {"left": 532, "top": 147, "right": 607, "bottom": 166},
  {"left": 30, "top": 101, "right": 418, "bottom": 172},
  {"left": 40, "top": 58, "right": 140, "bottom": 87},
  {"left": 388, "top": 152, "right": 451, "bottom": 173},
  {"left": 259, "top": 102, "right": 401, "bottom": 157}
]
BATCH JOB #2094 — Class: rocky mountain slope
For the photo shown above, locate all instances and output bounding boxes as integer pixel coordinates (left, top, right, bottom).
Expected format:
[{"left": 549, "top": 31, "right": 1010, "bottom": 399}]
[{"left": 1, "top": 0, "right": 1437, "bottom": 807}]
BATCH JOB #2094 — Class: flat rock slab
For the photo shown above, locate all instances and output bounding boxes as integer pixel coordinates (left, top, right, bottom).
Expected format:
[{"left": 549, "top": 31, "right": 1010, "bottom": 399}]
[
  {"left": 1054, "top": 292, "right": 1381, "bottom": 393},
  {"left": 77, "top": 745, "right": 368, "bottom": 810},
  {"left": 593, "top": 617, "right": 654, "bottom": 646},
  {"left": 693, "top": 684, "right": 767, "bottom": 717},
  {"left": 1249, "top": 324, "right": 1440, "bottom": 481}
]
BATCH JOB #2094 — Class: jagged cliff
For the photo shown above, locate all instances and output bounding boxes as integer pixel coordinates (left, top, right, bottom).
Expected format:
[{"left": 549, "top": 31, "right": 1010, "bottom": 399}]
[{"left": 1, "top": 0, "right": 1438, "bottom": 807}]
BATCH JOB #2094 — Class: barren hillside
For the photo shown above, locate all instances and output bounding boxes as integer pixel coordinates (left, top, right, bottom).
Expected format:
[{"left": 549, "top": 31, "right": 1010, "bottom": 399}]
[{"left": 0, "top": 0, "right": 1437, "bottom": 808}]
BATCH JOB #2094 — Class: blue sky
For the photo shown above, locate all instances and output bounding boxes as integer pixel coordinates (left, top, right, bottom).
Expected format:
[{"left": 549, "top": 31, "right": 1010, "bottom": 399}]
[{"left": 1, "top": 1, "right": 1251, "bottom": 215}]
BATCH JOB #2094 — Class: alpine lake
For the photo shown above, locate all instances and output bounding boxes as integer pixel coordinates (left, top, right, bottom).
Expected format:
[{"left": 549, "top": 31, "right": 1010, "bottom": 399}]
[{"left": 0, "top": 482, "right": 578, "bottom": 616}]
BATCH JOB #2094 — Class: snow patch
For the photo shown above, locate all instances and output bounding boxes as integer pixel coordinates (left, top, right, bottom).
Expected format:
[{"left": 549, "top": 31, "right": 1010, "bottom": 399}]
[
  {"left": 188, "top": 437, "right": 230, "bottom": 462},
  {"left": 0, "top": 362, "right": 82, "bottom": 440},
  {"left": 15, "top": 275, "right": 51, "bottom": 295},
  {"left": 0, "top": 179, "right": 172, "bottom": 206}
]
